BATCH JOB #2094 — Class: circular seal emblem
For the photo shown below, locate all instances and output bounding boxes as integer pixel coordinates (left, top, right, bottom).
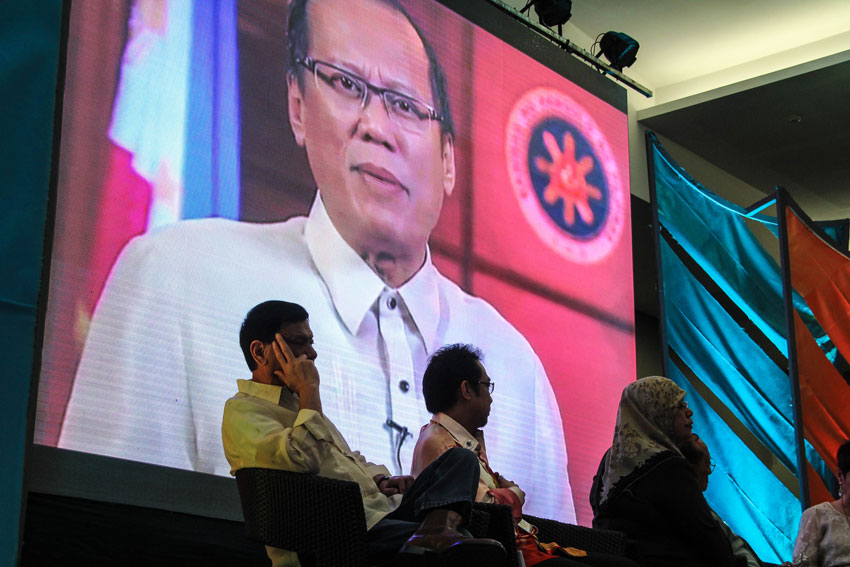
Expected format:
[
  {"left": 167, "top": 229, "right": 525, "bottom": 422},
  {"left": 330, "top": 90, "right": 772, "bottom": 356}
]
[{"left": 505, "top": 87, "right": 625, "bottom": 264}]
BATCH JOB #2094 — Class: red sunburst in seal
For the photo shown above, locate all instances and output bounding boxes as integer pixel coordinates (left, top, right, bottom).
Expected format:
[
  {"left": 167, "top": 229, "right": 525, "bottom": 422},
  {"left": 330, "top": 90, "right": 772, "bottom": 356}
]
[{"left": 505, "top": 87, "right": 625, "bottom": 264}]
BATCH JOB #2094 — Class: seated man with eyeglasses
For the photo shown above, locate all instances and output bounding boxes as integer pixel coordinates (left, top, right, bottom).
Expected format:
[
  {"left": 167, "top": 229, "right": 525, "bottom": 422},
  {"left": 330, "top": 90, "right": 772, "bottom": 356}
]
[
  {"left": 411, "top": 344, "right": 631, "bottom": 566},
  {"left": 64, "top": 0, "right": 573, "bottom": 524},
  {"left": 412, "top": 345, "right": 516, "bottom": 509}
]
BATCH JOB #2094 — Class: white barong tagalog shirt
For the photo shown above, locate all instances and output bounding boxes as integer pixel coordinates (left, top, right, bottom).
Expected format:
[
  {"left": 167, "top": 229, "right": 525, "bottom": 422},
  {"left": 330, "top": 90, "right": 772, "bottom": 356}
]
[{"left": 60, "top": 194, "right": 575, "bottom": 521}]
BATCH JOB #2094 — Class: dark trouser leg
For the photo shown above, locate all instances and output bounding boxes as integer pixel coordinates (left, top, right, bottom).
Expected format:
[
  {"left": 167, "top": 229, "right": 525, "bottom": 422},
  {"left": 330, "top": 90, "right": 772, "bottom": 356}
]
[
  {"left": 388, "top": 447, "right": 479, "bottom": 524},
  {"left": 366, "top": 447, "right": 480, "bottom": 563},
  {"left": 366, "top": 518, "right": 420, "bottom": 566}
]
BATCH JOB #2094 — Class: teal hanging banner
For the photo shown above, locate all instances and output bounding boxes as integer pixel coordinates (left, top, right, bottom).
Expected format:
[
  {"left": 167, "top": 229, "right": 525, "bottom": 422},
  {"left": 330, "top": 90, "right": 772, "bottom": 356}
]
[{"left": 647, "top": 131, "right": 815, "bottom": 563}]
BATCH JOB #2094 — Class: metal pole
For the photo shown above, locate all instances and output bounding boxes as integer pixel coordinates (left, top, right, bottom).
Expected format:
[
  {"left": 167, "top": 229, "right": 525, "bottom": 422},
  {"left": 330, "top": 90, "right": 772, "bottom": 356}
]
[
  {"left": 775, "top": 186, "right": 811, "bottom": 510},
  {"left": 645, "top": 131, "right": 669, "bottom": 378},
  {"left": 484, "top": 0, "right": 653, "bottom": 98}
]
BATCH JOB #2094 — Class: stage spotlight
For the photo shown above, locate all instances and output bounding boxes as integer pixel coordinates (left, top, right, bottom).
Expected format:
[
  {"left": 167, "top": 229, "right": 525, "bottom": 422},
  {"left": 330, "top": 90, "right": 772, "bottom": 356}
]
[
  {"left": 520, "top": 0, "right": 572, "bottom": 32},
  {"left": 597, "top": 31, "right": 639, "bottom": 71}
]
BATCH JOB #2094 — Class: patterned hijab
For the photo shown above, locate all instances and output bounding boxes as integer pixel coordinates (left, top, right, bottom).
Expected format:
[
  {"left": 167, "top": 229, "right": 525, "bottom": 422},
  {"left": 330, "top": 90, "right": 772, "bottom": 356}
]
[{"left": 599, "top": 376, "right": 687, "bottom": 505}]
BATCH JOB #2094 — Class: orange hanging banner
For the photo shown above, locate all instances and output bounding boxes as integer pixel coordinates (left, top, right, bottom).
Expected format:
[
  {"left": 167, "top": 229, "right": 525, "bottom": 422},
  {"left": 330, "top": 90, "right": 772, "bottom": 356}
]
[{"left": 786, "top": 209, "right": 850, "bottom": 494}]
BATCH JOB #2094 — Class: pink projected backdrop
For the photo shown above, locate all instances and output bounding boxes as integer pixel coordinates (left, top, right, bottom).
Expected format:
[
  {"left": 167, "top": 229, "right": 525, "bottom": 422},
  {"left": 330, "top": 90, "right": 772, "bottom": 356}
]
[{"left": 36, "top": 0, "right": 634, "bottom": 526}]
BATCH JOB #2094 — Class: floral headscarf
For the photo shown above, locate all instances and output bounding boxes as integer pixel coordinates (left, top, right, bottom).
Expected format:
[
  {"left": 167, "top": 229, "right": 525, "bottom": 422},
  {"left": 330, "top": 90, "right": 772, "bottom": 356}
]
[{"left": 599, "top": 376, "right": 687, "bottom": 505}]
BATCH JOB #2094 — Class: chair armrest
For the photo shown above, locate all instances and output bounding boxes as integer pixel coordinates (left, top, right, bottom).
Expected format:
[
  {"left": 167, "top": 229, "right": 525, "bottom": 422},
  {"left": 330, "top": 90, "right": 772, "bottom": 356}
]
[
  {"left": 523, "top": 514, "right": 627, "bottom": 556},
  {"left": 471, "top": 502, "right": 519, "bottom": 567},
  {"left": 468, "top": 504, "right": 628, "bottom": 563},
  {"left": 235, "top": 467, "right": 369, "bottom": 567}
]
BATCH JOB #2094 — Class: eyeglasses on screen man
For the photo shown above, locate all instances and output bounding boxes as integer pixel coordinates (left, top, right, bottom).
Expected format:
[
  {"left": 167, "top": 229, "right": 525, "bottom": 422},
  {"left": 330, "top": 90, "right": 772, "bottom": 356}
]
[{"left": 296, "top": 57, "right": 446, "bottom": 134}]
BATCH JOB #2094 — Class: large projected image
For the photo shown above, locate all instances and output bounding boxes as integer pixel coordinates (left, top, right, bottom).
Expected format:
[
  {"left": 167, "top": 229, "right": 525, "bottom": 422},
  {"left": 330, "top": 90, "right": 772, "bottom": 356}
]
[{"left": 36, "top": 0, "right": 634, "bottom": 525}]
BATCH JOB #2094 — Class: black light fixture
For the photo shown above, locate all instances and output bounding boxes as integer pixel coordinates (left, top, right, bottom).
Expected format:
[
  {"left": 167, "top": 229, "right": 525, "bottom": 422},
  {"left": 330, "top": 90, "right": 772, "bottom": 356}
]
[
  {"left": 520, "top": 0, "right": 572, "bottom": 35},
  {"left": 596, "top": 31, "right": 639, "bottom": 71}
]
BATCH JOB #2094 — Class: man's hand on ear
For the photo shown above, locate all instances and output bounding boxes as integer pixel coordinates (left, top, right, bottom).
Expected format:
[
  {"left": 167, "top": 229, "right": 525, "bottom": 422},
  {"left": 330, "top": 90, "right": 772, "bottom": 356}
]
[{"left": 272, "top": 333, "right": 322, "bottom": 412}]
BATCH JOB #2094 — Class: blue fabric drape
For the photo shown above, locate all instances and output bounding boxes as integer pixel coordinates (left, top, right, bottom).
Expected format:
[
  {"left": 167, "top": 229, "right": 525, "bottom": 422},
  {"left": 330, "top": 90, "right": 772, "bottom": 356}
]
[
  {"left": 653, "top": 144, "right": 786, "bottom": 354},
  {"left": 661, "top": 242, "right": 798, "bottom": 471},
  {"left": 672, "top": 366, "right": 799, "bottom": 560},
  {"left": 649, "top": 132, "right": 849, "bottom": 562},
  {"left": 649, "top": 133, "right": 809, "bottom": 562},
  {"left": 182, "top": 0, "right": 241, "bottom": 220},
  {"left": 814, "top": 219, "right": 850, "bottom": 251}
]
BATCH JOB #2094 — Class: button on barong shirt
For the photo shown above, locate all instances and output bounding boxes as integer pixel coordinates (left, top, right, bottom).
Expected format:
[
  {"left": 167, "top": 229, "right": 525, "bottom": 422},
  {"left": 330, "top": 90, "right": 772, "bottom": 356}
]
[
  {"left": 60, "top": 194, "right": 575, "bottom": 521},
  {"left": 222, "top": 379, "right": 400, "bottom": 567}
]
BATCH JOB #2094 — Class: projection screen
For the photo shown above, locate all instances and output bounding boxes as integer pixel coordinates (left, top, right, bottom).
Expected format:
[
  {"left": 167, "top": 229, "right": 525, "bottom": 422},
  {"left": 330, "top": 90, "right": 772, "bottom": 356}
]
[{"left": 35, "top": 0, "right": 634, "bottom": 526}]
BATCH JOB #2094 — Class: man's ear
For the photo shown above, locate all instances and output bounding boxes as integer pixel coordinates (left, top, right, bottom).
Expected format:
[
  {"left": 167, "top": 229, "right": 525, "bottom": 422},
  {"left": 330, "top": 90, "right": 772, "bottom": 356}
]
[
  {"left": 288, "top": 72, "right": 306, "bottom": 147},
  {"left": 459, "top": 379, "right": 474, "bottom": 401},
  {"left": 441, "top": 134, "right": 456, "bottom": 198},
  {"left": 250, "top": 339, "right": 270, "bottom": 368}
]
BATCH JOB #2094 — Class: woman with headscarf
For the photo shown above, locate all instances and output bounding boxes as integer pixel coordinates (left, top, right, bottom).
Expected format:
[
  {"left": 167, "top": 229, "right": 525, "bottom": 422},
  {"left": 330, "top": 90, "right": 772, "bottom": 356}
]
[
  {"left": 590, "top": 376, "right": 741, "bottom": 567},
  {"left": 792, "top": 439, "right": 850, "bottom": 566}
]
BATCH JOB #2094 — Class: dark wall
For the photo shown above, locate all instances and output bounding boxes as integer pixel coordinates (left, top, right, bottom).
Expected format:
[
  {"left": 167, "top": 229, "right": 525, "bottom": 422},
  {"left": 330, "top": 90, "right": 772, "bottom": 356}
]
[
  {"left": 0, "top": 2, "right": 64, "bottom": 564},
  {"left": 22, "top": 493, "right": 267, "bottom": 565},
  {"left": 631, "top": 195, "right": 664, "bottom": 378}
]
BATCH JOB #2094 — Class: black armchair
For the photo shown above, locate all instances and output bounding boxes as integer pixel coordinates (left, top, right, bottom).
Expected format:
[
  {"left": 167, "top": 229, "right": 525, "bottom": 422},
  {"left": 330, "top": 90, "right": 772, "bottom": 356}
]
[
  {"left": 470, "top": 505, "right": 628, "bottom": 567},
  {"left": 525, "top": 514, "right": 627, "bottom": 556},
  {"left": 235, "top": 467, "right": 626, "bottom": 567},
  {"left": 236, "top": 467, "right": 369, "bottom": 566}
]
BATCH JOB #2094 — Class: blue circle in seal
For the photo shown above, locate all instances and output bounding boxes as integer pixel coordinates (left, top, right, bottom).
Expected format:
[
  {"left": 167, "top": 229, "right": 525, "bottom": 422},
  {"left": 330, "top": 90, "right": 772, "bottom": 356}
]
[{"left": 526, "top": 118, "right": 609, "bottom": 240}]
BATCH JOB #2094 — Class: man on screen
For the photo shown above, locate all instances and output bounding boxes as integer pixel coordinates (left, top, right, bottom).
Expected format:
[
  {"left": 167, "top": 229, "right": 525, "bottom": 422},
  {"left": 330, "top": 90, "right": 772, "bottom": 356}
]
[{"left": 61, "top": 0, "right": 575, "bottom": 521}]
